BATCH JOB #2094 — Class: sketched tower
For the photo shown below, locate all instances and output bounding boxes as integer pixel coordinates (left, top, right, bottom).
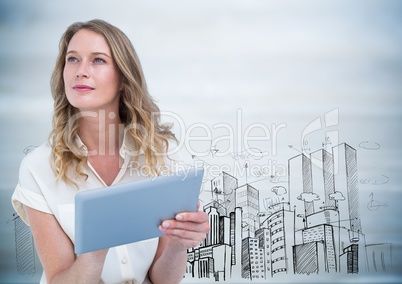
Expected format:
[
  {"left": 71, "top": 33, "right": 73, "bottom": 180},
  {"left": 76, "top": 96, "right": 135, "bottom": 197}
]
[
  {"left": 288, "top": 153, "right": 313, "bottom": 230},
  {"left": 210, "top": 172, "right": 238, "bottom": 216},
  {"left": 333, "top": 143, "right": 363, "bottom": 274},
  {"left": 235, "top": 184, "right": 259, "bottom": 238},
  {"left": 11, "top": 214, "right": 36, "bottom": 276},
  {"left": 310, "top": 149, "right": 336, "bottom": 211},
  {"left": 230, "top": 207, "right": 243, "bottom": 279},
  {"left": 333, "top": 143, "right": 361, "bottom": 238},
  {"left": 204, "top": 205, "right": 220, "bottom": 246}
]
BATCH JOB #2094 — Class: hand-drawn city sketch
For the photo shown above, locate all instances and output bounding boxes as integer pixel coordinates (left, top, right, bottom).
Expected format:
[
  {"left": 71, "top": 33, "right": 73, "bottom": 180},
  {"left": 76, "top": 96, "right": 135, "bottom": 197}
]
[{"left": 183, "top": 142, "right": 395, "bottom": 282}]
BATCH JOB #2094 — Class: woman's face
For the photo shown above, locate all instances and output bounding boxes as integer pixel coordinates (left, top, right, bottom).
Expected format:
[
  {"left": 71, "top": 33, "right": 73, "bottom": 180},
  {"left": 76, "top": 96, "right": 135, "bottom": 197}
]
[{"left": 63, "top": 29, "right": 121, "bottom": 114}]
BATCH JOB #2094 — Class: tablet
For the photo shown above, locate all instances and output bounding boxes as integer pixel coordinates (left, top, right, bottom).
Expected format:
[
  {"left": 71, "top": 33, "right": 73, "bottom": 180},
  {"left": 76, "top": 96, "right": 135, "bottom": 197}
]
[{"left": 74, "top": 167, "right": 204, "bottom": 254}]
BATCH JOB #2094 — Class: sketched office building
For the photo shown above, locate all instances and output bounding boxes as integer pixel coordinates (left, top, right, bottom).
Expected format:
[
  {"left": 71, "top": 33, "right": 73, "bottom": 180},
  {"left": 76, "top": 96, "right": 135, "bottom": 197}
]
[{"left": 260, "top": 209, "right": 295, "bottom": 277}]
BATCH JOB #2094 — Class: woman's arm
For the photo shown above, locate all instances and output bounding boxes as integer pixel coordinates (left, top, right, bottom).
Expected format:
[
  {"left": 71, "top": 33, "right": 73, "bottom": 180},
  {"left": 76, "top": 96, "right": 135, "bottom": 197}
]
[
  {"left": 148, "top": 204, "right": 210, "bottom": 284},
  {"left": 24, "top": 205, "right": 108, "bottom": 284}
]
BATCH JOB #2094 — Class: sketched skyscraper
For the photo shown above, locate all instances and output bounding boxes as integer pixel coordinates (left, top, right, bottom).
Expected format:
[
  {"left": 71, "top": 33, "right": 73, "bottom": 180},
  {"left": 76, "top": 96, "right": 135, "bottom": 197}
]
[
  {"left": 235, "top": 184, "right": 259, "bottom": 238},
  {"left": 230, "top": 207, "right": 243, "bottom": 279},
  {"left": 310, "top": 149, "right": 336, "bottom": 211},
  {"left": 10, "top": 214, "right": 36, "bottom": 276},
  {"left": 333, "top": 143, "right": 361, "bottom": 238},
  {"left": 204, "top": 205, "right": 220, "bottom": 246},
  {"left": 211, "top": 172, "right": 238, "bottom": 216},
  {"left": 288, "top": 153, "right": 314, "bottom": 230}
]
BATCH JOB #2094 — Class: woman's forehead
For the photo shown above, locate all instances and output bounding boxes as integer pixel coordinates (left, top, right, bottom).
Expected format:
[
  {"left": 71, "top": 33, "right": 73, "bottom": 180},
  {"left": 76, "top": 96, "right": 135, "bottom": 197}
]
[{"left": 67, "top": 29, "right": 111, "bottom": 56}]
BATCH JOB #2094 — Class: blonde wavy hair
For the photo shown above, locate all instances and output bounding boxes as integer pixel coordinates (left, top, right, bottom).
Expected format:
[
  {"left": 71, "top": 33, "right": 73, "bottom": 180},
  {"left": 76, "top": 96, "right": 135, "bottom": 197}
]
[{"left": 49, "top": 19, "right": 176, "bottom": 185}]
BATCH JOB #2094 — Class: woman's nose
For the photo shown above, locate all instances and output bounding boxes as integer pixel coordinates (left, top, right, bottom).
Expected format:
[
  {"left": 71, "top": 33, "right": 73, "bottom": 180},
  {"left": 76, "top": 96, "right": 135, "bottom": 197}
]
[{"left": 76, "top": 62, "right": 90, "bottom": 78}]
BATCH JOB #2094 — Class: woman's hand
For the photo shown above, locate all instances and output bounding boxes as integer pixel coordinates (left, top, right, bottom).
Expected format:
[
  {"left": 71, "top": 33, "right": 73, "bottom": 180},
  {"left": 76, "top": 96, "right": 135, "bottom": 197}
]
[
  {"left": 158, "top": 201, "right": 210, "bottom": 250},
  {"left": 147, "top": 202, "right": 209, "bottom": 283}
]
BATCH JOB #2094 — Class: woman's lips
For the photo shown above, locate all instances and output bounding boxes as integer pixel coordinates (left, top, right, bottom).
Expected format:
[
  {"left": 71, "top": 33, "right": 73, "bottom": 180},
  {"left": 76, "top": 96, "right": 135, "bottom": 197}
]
[{"left": 73, "top": 85, "right": 95, "bottom": 92}]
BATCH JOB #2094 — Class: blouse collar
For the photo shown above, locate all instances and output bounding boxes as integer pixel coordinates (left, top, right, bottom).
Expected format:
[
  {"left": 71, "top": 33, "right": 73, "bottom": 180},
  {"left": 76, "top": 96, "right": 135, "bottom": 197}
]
[{"left": 74, "top": 127, "right": 145, "bottom": 158}]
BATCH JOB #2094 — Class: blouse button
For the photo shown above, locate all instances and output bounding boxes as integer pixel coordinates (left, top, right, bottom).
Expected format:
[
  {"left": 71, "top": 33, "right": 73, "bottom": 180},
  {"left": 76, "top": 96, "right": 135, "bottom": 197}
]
[{"left": 121, "top": 257, "right": 127, "bottom": 264}]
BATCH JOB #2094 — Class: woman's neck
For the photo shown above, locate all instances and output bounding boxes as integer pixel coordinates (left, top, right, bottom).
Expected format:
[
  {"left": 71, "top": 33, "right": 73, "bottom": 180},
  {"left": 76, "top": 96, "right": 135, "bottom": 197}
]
[{"left": 77, "top": 110, "right": 124, "bottom": 157}]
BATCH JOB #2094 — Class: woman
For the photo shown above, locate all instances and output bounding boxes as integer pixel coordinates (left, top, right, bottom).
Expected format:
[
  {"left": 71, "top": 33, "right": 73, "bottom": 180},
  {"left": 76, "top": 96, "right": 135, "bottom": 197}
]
[{"left": 12, "top": 19, "right": 209, "bottom": 284}]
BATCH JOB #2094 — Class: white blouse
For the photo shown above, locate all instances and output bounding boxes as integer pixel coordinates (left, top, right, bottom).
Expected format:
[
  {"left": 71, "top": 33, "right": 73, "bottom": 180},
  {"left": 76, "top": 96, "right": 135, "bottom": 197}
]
[{"left": 12, "top": 132, "right": 178, "bottom": 284}]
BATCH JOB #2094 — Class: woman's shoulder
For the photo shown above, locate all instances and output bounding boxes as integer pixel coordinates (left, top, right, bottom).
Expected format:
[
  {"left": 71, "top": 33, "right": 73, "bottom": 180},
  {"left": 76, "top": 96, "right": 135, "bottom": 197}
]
[
  {"left": 20, "top": 141, "right": 52, "bottom": 169},
  {"left": 15, "top": 141, "right": 56, "bottom": 204}
]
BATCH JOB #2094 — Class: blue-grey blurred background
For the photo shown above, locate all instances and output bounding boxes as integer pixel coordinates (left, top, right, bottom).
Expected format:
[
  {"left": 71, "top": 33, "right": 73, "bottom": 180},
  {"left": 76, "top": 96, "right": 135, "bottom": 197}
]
[{"left": 1, "top": 0, "right": 401, "bottom": 283}]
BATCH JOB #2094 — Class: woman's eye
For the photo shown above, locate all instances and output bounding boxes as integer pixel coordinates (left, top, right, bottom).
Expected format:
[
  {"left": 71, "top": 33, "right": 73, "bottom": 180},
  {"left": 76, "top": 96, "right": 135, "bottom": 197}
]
[
  {"left": 66, "top": 56, "right": 78, "bottom": 63},
  {"left": 94, "top": 58, "right": 106, "bottom": 63}
]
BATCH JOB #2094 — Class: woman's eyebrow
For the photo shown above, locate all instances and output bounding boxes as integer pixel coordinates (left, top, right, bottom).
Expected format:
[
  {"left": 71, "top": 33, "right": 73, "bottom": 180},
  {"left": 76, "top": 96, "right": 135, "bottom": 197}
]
[
  {"left": 92, "top": 52, "right": 111, "bottom": 58},
  {"left": 66, "top": 50, "right": 111, "bottom": 58}
]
